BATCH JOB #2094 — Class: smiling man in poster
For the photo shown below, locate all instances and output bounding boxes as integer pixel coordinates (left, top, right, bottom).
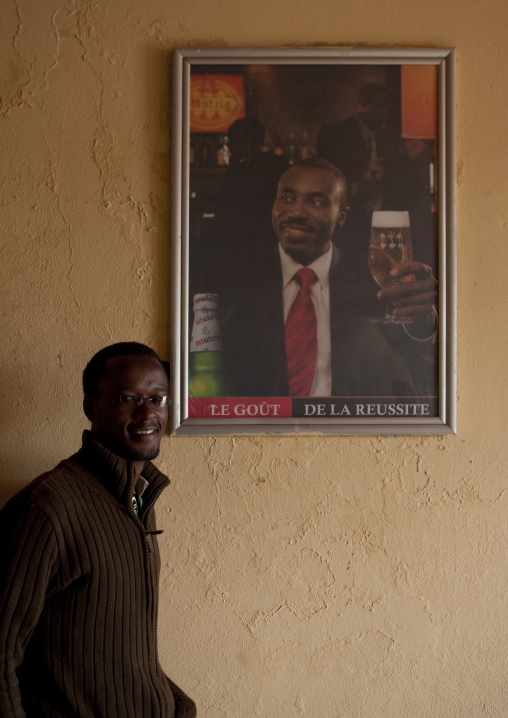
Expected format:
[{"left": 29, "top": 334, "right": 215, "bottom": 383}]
[{"left": 190, "top": 157, "right": 438, "bottom": 419}]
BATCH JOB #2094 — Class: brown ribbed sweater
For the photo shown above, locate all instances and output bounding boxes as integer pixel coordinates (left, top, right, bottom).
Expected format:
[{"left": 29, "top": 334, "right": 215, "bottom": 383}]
[{"left": 0, "top": 431, "right": 196, "bottom": 718}]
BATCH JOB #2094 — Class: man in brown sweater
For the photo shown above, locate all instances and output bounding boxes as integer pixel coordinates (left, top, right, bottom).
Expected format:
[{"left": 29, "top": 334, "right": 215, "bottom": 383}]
[{"left": 0, "top": 342, "right": 196, "bottom": 717}]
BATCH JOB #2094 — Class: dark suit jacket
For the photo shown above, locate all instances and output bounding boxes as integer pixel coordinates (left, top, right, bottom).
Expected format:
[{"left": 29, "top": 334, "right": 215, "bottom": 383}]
[
  {"left": 317, "top": 114, "right": 392, "bottom": 186},
  {"left": 316, "top": 115, "right": 393, "bottom": 254},
  {"left": 316, "top": 115, "right": 372, "bottom": 188},
  {"left": 218, "top": 246, "right": 436, "bottom": 398}
]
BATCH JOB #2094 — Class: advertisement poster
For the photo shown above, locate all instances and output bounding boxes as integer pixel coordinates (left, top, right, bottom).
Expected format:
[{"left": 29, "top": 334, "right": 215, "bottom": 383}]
[{"left": 171, "top": 48, "right": 455, "bottom": 435}]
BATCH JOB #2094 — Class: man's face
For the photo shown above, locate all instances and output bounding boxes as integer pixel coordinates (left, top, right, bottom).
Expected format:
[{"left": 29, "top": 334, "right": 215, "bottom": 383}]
[
  {"left": 84, "top": 355, "right": 168, "bottom": 464},
  {"left": 272, "top": 166, "right": 346, "bottom": 265},
  {"left": 359, "top": 95, "right": 389, "bottom": 130}
]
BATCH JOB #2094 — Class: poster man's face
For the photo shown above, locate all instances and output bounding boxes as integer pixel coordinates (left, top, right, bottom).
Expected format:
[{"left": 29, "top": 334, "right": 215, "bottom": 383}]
[{"left": 272, "top": 166, "right": 346, "bottom": 265}]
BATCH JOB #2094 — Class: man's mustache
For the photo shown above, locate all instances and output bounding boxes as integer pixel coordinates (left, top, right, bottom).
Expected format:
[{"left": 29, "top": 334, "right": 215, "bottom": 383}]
[{"left": 280, "top": 219, "right": 314, "bottom": 230}]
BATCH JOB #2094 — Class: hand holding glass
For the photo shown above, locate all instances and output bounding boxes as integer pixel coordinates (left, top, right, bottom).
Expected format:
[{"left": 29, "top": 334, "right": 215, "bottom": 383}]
[{"left": 368, "top": 210, "right": 413, "bottom": 324}]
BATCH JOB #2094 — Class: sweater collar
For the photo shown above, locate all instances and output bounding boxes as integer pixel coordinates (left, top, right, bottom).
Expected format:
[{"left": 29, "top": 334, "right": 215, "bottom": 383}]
[{"left": 77, "top": 430, "right": 170, "bottom": 507}]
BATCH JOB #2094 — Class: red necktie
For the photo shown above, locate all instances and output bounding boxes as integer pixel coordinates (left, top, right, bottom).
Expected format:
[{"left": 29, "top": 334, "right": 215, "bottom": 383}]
[{"left": 285, "top": 268, "right": 317, "bottom": 396}]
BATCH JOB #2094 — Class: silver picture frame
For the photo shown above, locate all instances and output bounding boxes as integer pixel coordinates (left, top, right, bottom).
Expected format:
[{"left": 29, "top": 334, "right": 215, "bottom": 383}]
[{"left": 170, "top": 47, "right": 456, "bottom": 435}]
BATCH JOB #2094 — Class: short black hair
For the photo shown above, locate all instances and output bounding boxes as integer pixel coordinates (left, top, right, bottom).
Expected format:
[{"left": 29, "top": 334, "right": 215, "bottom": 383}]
[
  {"left": 228, "top": 116, "right": 265, "bottom": 147},
  {"left": 82, "top": 342, "right": 169, "bottom": 395},
  {"left": 289, "top": 157, "right": 349, "bottom": 208}
]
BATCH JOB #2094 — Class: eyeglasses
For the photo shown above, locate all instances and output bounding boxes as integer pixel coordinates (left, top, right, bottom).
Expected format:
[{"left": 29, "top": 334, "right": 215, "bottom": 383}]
[{"left": 96, "top": 393, "right": 172, "bottom": 409}]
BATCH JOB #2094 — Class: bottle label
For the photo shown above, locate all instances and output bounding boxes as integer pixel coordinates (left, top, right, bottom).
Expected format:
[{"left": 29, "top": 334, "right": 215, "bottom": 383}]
[{"left": 190, "top": 293, "right": 223, "bottom": 352}]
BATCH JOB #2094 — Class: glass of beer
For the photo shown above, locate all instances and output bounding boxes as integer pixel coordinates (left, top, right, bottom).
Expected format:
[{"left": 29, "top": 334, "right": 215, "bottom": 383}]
[{"left": 368, "top": 210, "right": 413, "bottom": 324}]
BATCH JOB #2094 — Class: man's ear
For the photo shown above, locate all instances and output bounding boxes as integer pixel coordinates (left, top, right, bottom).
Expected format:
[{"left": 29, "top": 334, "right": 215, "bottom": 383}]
[
  {"left": 337, "top": 206, "right": 349, "bottom": 228},
  {"left": 83, "top": 394, "right": 96, "bottom": 423}
]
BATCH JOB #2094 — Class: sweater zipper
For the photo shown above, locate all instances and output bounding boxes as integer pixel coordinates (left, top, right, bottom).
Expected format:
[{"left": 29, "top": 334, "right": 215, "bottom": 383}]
[
  {"left": 139, "top": 486, "right": 165, "bottom": 552},
  {"left": 142, "top": 495, "right": 170, "bottom": 716}
]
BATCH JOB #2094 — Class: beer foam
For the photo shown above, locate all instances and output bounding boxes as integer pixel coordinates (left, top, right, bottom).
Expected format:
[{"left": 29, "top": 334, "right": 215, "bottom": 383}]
[{"left": 372, "top": 211, "right": 410, "bottom": 228}]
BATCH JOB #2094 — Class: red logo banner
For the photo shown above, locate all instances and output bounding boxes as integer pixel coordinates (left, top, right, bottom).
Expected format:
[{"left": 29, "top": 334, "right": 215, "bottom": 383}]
[{"left": 188, "top": 397, "right": 293, "bottom": 419}]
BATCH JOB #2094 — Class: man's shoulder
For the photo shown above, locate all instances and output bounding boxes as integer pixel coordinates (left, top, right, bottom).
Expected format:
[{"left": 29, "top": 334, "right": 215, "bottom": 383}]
[
  {"left": 0, "top": 453, "right": 91, "bottom": 518},
  {"left": 218, "top": 246, "right": 281, "bottom": 300},
  {"left": 321, "top": 114, "right": 357, "bottom": 130},
  {"left": 316, "top": 116, "right": 366, "bottom": 175},
  {"left": 318, "top": 115, "right": 359, "bottom": 141}
]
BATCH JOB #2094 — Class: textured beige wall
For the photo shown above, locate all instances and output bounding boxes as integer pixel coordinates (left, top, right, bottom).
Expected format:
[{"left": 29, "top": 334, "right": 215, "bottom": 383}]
[{"left": 1, "top": 0, "right": 508, "bottom": 716}]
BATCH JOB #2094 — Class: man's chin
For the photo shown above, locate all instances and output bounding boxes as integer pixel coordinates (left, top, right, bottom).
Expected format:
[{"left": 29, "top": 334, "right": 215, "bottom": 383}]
[
  {"left": 98, "top": 436, "right": 162, "bottom": 463},
  {"left": 124, "top": 444, "right": 161, "bottom": 463},
  {"left": 282, "top": 240, "right": 307, "bottom": 255},
  {"left": 283, "top": 245, "right": 317, "bottom": 265}
]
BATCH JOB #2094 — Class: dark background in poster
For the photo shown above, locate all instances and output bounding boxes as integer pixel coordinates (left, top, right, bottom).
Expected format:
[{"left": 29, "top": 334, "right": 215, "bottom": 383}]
[{"left": 187, "top": 62, "right": 438, "bottom": 411}]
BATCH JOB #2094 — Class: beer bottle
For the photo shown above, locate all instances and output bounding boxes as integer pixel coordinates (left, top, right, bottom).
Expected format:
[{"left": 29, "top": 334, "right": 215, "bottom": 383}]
[
  {"left": 188, "top": 294, "right": 235, "bottom": 397},
  {"left": 299, "top": 131, "right": 311, "bottom": 160},
  {"left": 216, "top": 134, "right": 231, "bottom": 166},
  {"left": 274, "top": 134, "right": 285, "bottom": 157},
  {"left": 287, "top": 133, "right": 296, "bottom": 165}
]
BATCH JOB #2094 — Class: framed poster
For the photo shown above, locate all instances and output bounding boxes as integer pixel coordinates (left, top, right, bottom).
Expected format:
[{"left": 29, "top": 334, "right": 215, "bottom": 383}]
[{"left": 170, "top": 47, "right": 456, "bottom": 435}]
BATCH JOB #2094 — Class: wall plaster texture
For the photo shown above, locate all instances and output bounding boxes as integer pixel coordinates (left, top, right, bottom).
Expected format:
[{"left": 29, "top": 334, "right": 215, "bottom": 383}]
[{"left": 1, "top": 0, "right": 508, "bottom": 716}]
